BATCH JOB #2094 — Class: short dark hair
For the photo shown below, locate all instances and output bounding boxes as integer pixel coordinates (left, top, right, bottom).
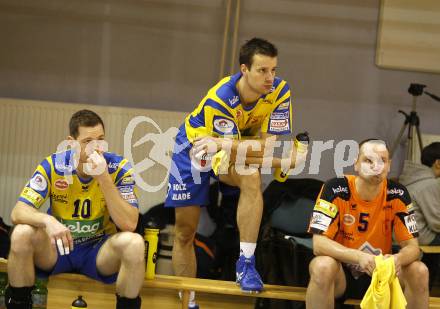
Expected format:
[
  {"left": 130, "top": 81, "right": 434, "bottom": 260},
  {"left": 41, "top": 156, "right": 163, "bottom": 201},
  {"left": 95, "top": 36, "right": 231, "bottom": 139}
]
[
  {"left": 69, "top": 109, "right": 105, "bottom": 138},
  {"left": 358, "top": 138, "right": 389, "bottom": 153},
  {"left": 421, "top": 142, "right": 440, "bottom": 167},
  {"left": 239, "top": 38, "right": 278, "bottom": 68}
]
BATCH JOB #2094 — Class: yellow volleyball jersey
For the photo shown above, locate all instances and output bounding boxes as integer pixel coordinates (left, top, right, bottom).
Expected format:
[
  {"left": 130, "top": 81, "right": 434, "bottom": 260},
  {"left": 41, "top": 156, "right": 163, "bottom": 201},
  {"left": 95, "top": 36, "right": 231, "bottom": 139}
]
[
  {"left": 184, "top": 73, "right": 292, "bottom": 142},
  {"left": 18, "top": 150, "right": 138, "bottom": 244}
]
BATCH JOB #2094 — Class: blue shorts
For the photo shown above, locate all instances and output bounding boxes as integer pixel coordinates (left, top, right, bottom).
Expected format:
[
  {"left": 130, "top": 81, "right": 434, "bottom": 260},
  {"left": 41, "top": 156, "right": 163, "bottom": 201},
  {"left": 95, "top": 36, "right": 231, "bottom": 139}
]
[
  {"left": 165, "top": 125, "right": 239, "bottom": 208},
  {"left": 35, "top": 235, "right": 117, "bottom": 284}
]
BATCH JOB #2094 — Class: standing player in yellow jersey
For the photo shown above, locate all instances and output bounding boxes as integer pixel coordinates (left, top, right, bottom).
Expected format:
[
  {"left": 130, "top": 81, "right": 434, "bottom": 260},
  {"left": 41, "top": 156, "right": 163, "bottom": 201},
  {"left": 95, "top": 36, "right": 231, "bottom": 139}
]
[
  {"left": 165, "top": 38, "right": 302, "bottom": 306},
  {"left": 306, "top": 139, "right": 429, "bottom": 309},
  {"left": 6, "top": 110, "right": 145, "bottom": 309}
]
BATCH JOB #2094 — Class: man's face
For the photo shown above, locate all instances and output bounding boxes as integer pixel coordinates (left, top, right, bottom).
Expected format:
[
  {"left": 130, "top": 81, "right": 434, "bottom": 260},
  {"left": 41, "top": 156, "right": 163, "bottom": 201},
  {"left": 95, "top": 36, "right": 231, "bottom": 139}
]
[
  {"left": 73, "top": 125, "right": 106, "bottom": 163},
  {"left": 241, "top": 54, "right": 277, "bottom": 95},
  {"left": 354, "top": 141, "right": 391, "bottom": 185}
]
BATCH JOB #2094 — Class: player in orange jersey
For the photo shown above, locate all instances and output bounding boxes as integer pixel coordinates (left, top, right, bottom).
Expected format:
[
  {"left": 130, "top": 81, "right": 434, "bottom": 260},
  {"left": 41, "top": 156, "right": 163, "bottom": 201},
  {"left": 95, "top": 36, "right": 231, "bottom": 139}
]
[{"left": 306, "top": 139, "right": 429, "bottom": 309}]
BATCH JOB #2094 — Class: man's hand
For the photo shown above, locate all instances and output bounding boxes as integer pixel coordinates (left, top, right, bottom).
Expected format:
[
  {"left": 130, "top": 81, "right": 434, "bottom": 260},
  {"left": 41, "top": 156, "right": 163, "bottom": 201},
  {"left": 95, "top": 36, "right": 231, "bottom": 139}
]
[
  {"left": 84, "top": 151, "right": 108, "bottom": 180},
  {"left": 44, "top": 216, "right": 73, "bottom": 255},
  {"left": 385, "top": 254, "right": 402, "bottom": 277},
  {"left": 193, "top": 136, "right": 221, "bottom": 159},
  {"left": 358, "top": 252, "right": 376, "bottom": 276}
]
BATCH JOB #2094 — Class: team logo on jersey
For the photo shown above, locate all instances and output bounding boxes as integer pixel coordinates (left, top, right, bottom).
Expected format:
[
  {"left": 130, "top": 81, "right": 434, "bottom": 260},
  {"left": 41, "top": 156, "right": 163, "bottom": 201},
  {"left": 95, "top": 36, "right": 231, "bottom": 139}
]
[
  {"left": 236, "top": 109, "right": 243, "bottom": 119},
  {"left": 50, "top": 193, "right": 68, "bottom": 204},
  {"left": 387, "top": 188, "right": 404, "bottom": 196},
  {"left": 62, "top": 217, "right": 104, "bottom": 238},
  {"left": 121, "top": 176, "right": 135, "bottom": 186},
  {"left": 270, "top": 111, "right": 289, "bottom": 120},
  {"left": 213, "top": 117, "right": 236, "bottom": 134},
  {"left": 359, "top": 241, "right": 382, "bottom": 256},
  {"left": 404, "top": 213, "right": 418, "bottom": 234},
  {"left": 406, "top": 203, "right": 414, "bottom": 212},
  {"left": 228, "top": 96, "right": 240, "bottom": 107},
  {"left": 55, "top": 162, "right": 74, "bottom": 173},
  {"left": 118, "top": 185, "right": 137, "bottom": 204},
  {"left": 310, "top": 212, "right": 331, "bottom": 232},
  {"left": 278, "top": 101, "right": 290, "bottom": 110},
  {"left": 343, "top": 214, "right": 355, "bottom": 226},
  {"left": 269, "top": 119, "right": 289, "bottom": 132},
  {"left": 332, "top": 185, "right": 348, "bottom": 195},
  {"left": 108, "top": 162, "right": 120, "bottom": 173},
  {"left": 54, "top": 179, "right": 69, "bottom": 191},
  {"left": 315, "top": 199, "right": 338, "bottom": 218},
  {"left": 30, "top": 173, "right": 47, "bottom": 192},
  {"left": 22, "top": 187, "right": 43, "bottom": 205}
]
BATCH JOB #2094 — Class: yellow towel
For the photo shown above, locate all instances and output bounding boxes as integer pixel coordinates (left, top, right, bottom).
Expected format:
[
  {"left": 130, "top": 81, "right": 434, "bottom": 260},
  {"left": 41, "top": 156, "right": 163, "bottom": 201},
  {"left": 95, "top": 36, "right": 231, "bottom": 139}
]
[
  {"left": 360, "top": 255, "right": 406, "bottom": 309},
  {"left": 211, "top": 150, "right": 230, "bottom": 176}
]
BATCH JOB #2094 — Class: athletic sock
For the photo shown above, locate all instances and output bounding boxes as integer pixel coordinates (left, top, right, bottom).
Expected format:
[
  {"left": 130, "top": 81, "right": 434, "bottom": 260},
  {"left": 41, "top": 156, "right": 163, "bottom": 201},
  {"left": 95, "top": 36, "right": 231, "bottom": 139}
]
[
  {"left": 240, "top": 242, "right": 256, "bottom": 258},
  {"left": 179, "top": 290, "right": 196, "bottom": 307},
  {"left": 5, "top": 285, "right": 33, "bottom": 309},
  {"left": 115, "top": 294, "right": 141, "bottom": 309}
]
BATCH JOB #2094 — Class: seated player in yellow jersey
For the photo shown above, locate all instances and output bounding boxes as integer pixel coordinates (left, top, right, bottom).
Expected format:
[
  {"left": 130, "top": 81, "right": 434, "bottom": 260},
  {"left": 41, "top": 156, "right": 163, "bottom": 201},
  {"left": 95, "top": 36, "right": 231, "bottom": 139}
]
[
  {"left": 165, "top": 38, "right": 305, "bottom": 305},
  {"left": 6, "top": 110, "right": 145, "bottom": 309},
  {"left": 306, "top": 139, "right": 429, "bottom": 309}
]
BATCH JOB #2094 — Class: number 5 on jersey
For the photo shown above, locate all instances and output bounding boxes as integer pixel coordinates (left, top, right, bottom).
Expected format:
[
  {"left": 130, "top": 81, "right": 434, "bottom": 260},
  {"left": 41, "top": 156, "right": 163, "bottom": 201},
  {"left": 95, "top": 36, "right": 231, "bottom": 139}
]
[{"left": 358, "top": 212, "right": 369, "bottom": 232}]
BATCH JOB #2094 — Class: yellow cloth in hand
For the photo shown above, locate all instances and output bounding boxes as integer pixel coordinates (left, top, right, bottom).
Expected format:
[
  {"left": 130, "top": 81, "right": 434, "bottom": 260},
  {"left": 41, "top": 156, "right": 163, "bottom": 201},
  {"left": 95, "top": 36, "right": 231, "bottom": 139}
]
[
  {"left": 360, "top": 255, "right": 406, "bottom": 309},
  {"left": 211, "top": 150, "right": 229, "bottom": 176}
]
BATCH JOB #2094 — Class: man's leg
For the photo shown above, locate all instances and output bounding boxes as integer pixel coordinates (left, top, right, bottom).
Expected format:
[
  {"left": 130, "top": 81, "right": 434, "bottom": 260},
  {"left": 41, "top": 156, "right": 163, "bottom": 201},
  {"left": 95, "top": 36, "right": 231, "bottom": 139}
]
[
  {"left": 172, "top": 206, "right": 201, "bottom": 278},
  {"left": 220, "top": 165, "right": 264, "bottom": 292},
  {"left": 7, "top": 224, "right": 57, "bottom": 308},
  {"left": 172, "top": 206, "right": 200, "bottom": 308},
  {"left": 400, "top": 261, "right": 429, "bottom": 309},
  {"left": 220, "top": 166, "right": 262, "bottom": 243},
  {"left": 306, "top": 256, "right": 347, "bottom": 309},
  {"left": 96, "top": 232, "right": 145, "bottom": 309}
]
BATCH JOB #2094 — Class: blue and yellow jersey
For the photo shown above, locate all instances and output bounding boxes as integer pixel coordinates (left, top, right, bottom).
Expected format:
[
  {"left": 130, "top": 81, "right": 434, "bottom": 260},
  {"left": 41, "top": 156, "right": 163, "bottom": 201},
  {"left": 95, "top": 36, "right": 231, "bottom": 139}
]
[
  {"left": 184, "top": 73, "right": 292, "bottom": 142},
  {"left": 18, "top": 150, "right": 138, "bottom": 244}
]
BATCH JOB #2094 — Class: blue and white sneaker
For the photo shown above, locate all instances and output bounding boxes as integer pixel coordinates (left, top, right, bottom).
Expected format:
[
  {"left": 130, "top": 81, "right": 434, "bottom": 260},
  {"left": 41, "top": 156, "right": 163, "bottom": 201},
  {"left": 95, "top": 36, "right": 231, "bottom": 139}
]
[
  {"left": 188, "top": 304, "right": 199, "bottom": 309},
  {"left": 235, "top": 255, "right": 264, "bottom": 293}
]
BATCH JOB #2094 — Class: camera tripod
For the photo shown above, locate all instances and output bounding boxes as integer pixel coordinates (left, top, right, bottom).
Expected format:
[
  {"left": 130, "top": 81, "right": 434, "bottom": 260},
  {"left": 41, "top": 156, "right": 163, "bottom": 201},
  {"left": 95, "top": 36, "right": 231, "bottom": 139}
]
[{"left": 390, "top": 84, "right": 425, "bottom": 161}]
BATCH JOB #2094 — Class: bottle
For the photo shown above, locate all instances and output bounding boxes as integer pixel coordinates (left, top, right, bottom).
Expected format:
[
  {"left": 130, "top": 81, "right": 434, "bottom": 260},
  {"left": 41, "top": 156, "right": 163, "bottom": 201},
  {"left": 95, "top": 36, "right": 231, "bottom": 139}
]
[
  {"left": 274, "top": 132, "right": 310, "bottom": 182},
  {"left": 144, "top": 221, "right": 160, "bottom": 280},
  {"left": 0, "top": 272, "right": 8, "bottom": 309},
  {"left": 31, "top": 277, "right": 48, "bottom": 309},
  {"left": 72, "top": 295, "right": 87, "bottom": 309}
]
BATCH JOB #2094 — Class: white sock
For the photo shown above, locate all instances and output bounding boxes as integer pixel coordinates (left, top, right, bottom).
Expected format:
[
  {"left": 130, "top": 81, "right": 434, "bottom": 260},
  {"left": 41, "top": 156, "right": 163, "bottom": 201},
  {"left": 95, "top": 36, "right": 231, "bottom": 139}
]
[
  {"left": 240, "top": 242, "right": 256, "bottom": 258},
  {"left": 179, "top": 291, "right": 196, "bottom": 307}
]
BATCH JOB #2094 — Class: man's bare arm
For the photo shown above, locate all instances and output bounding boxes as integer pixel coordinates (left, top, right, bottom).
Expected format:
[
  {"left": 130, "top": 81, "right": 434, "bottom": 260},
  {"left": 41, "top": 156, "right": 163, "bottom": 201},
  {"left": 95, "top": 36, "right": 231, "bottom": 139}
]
[
  {"left": 11, "top": 201, "right": 73, "bottom": 252},
  {"left": 194, "top": 134, "right": 302, "bottom": 169},
  {"left": 313, "top": 234, "right": 376, "bottom": 275},
  {"left": 395, "top": 238, "right": 421, "bottom": 267}
]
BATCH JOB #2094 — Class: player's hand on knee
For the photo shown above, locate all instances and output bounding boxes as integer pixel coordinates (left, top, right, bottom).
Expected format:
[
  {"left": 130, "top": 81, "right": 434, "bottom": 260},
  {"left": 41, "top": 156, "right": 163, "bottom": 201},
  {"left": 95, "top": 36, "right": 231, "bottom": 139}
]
[
  {"left": 44, "top": 216, "right": 74, "bottom": 255},
  {"left": 359, "top": 252, "right": 376, "bottom": 276}
]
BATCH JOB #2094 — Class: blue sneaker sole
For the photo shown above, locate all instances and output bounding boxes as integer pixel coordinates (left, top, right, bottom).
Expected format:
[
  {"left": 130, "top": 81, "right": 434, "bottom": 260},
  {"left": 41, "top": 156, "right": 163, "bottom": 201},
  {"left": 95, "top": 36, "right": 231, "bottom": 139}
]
[{"left": 240, "top": 288, "right": 263, "bottom": 294}]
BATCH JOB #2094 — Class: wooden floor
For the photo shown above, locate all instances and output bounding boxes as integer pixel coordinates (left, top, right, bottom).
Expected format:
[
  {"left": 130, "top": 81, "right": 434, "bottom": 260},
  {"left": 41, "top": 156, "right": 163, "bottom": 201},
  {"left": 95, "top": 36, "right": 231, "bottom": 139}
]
[{"left": 47, "top": 274, "right": 255, "bottom": 309}]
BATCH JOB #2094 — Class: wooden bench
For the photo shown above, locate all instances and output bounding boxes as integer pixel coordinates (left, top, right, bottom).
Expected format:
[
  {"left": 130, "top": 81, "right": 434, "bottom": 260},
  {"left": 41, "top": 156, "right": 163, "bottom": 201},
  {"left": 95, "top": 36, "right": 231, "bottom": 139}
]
[
  {"left": 421, "top": 246, "right": 440, "bottom": 254},
  {"left": 2, "top": 259, "right": 440, "bottom": 308}
]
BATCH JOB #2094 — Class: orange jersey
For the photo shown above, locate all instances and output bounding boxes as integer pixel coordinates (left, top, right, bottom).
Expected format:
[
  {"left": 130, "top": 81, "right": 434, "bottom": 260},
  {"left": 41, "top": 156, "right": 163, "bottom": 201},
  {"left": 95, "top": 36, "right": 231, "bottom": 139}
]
[{"left": 308, "top": 175, "right": 418, "bottom": 255}]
